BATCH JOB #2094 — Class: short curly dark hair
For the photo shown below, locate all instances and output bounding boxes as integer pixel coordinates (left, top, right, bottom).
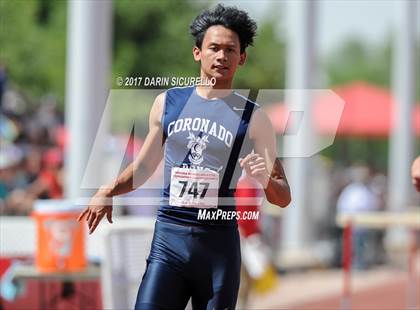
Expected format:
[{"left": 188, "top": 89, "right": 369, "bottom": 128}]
[{"left": 189, "top": 4, "right": 257, "bottom": 53}]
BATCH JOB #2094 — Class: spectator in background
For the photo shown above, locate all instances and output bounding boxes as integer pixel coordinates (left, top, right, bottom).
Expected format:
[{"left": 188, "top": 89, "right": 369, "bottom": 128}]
[
  {"left": 368, "top": 169, "right": 388, "bottom": 264},
  {"left": 3, "top": 147, "right": 63, "bottom": 215},
  {"left": 337, "top": 164, "right": 380, "bottom": 270},
  {"left": 0, "top": 144, "right": 27, "bottom": 215},
  {"left": 337, "top": 165, "right": 379, "bottom": 214},
  {"left": 28, "top": 147, "right": 63, "bottom": 199},
  {"left": 23, "top": 148, "right": 43, "bottom": 185},
  {"left": 0, "top": 80, "right": 66, "bottom": 216}
]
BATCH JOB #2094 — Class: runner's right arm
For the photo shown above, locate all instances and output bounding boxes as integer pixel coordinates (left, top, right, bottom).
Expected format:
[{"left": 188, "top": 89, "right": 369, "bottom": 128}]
[
  {"left": 101, "top": 92, "right": 165, "bottom": 197},
  {"left": 77, "top": 92, "right": 165, "bottom": 233}
]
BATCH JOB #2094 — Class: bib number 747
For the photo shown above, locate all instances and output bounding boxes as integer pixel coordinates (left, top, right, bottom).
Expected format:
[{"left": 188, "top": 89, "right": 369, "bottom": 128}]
[
  {"left": 178, "top": 181, "right": 209, "bottom": 199},
  {"left": 169, "top": 167, "right": 219, "bottom": 208}
]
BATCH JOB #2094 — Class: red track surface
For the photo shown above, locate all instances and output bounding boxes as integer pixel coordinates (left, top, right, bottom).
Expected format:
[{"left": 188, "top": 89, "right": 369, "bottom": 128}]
[
  {"left": 1, "top": 269, "right": 418, "bottom": 309},
  {"left": 0, "top": 280, "right": 102, "bottom": 310},
  {"left": 291, "top": 276, "right": 420, "bottom": 310}
]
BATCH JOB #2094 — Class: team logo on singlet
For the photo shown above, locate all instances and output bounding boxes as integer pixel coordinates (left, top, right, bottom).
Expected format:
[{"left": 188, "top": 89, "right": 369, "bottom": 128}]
[
  {"left": 187, "top": 132, "right": 208, "bottom": 165},
  {"left": 167, "top": 118, "right": 233, "bottom": 148}
]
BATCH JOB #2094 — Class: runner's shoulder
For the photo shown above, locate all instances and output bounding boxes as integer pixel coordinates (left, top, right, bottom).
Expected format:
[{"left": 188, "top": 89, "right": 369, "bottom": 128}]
[
  {"left": 249, "top": 107, "right": 273, "bottom": 140},
  {"left": 151, "top": 87, "right": 194, "bottom": 125},
  {"left": 164, "top": 86, "right": 195, "bottom": 101},
  {"left": 230, "top": 91, "right": 261, "bottom": 110},
  {"left": 150, "top": 92, "right": 166, "bottom": 126}
]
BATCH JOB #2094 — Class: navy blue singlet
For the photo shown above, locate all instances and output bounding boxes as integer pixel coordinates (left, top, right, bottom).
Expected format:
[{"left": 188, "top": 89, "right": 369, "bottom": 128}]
[
  {"left": 135, "top": 86, "right": 259, "bottom": 310},
  {"left": 158, "top": 86, "right": 258, "bottom": 226}
]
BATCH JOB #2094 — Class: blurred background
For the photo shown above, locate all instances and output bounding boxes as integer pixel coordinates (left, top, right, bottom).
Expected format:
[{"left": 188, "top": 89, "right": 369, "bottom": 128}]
[{"left": 0, "top": 0, "right": 419, "bottom": 309}]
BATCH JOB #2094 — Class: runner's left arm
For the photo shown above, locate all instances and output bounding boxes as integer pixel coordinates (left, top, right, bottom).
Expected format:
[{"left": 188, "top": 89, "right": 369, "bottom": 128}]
[{"left": 240, "top": 109, "right": 291, "bottom": 208}]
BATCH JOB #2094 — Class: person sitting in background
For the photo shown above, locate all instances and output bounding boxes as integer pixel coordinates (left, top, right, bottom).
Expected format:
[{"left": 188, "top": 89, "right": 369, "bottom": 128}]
[
  {"left": 27, "top": 147, "right": 63, "bottom": 199},
  {"left": 4, "top": 147, "right": 63, "bottom": 215},
  {"left": 0, "top": 143, "right": 26, "bottom": 215}
]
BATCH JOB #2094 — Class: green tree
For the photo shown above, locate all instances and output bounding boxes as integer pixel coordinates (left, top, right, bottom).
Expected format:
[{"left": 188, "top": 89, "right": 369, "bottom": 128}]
[
  {"left": 112, "top": 0, "right": 203, "bottom": 82},
  {"left": 321, "top": 36, "right": 420, "bottom": 170},
  {"left": 0, "top": 0, "right": 287, "bottom": 110},
  {"left": 0, "top": 0, "right": 67, "bottom": 106},
  {"left": 235, "top": 17, "right": 286, "bottom": 92},
  {"left": 324, "top": 35, "right": 420, "bottom": 99},
  {"left": 324, "top": 37, "right": 392, "bottom": 89}
]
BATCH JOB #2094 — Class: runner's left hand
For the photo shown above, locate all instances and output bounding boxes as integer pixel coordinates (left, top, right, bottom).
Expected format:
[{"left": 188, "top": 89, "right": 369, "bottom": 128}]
[{"left": 239, "top": 153, "right": 270, "bottom": 187}]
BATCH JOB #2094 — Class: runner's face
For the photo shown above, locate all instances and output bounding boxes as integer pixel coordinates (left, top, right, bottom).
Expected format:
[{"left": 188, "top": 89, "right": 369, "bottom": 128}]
[{"left": 193, "top": 25, "right": 246, "bottom": 83}]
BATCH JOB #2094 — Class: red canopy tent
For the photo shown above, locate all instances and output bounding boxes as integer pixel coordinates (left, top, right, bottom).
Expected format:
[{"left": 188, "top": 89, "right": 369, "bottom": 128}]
[{"left": 265, "top": 81, "right": 420, "bottom": 137}]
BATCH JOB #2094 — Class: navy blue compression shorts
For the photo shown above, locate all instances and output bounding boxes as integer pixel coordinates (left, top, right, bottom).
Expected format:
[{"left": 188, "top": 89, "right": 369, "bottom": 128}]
[{"left": 134, "top": 220, "right": 241, "bottom": 310}]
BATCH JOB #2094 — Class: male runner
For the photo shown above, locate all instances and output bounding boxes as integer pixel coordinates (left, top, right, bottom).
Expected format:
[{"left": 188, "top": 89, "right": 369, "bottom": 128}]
[{"left": 78, "top": 4, "right": 291, "bottom": 309}]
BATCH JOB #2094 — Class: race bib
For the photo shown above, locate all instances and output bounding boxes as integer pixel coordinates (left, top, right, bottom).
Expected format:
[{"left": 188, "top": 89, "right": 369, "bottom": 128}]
[{"left": 169, "top": 167, "right": 219, "bottom": 208}]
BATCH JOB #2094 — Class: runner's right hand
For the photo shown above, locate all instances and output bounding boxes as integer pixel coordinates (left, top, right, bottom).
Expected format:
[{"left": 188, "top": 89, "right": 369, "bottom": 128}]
[{"left": 77, "top": 189, "right": 113, "bottom": 234}]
